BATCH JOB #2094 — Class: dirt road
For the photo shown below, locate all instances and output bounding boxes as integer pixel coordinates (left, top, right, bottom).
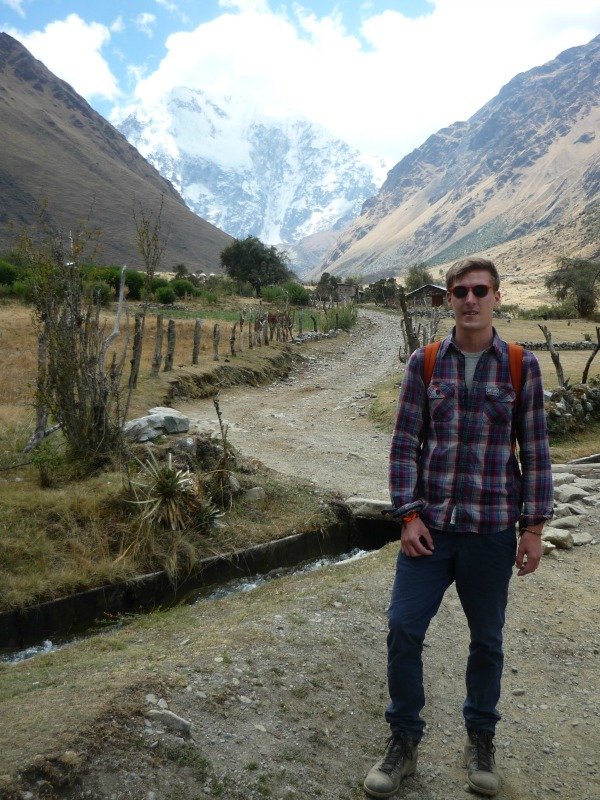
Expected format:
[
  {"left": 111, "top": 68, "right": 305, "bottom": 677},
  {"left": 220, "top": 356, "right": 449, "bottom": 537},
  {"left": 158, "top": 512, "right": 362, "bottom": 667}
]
[{"left": 181, "top": 308, "right": 403, "bottom": 500}]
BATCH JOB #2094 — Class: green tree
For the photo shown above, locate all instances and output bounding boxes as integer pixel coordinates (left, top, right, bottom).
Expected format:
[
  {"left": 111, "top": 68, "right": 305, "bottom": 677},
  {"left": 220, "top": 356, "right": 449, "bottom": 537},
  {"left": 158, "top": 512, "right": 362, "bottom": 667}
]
[
  {"left": 365, "top": 278, "right": 398, "bottom": 305},
  {"left": 315, "top": 271, "right": 338, "bottom": 301},
  {"left": 404, "top": 263, "right": 434, "bottom": 292},
  {"left": 220, "top": 236, "right": 293, "bottom": 293},
  {"left": 545, "top": 258, "right": 600, "bottom": 318}
]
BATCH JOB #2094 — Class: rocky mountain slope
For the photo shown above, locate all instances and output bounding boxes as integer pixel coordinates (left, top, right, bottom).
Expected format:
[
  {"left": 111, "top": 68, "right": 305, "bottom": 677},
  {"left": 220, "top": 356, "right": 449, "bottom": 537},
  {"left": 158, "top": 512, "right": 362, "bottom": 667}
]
[
  {"left": 0, "top": 34, "right": 232, "bottom": 272},
  {"left": 115, "top": 89, "right": 380, "bottom": 276},
  {"left": 318, "top": 35, "right": 600, "bottom": 294}
]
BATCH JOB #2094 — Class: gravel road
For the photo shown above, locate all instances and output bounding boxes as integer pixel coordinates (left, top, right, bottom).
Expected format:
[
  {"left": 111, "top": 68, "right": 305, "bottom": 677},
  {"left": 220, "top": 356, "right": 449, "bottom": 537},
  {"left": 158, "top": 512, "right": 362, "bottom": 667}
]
[{"left": 182, "top": 308, "right": 404, "bottom": 501}]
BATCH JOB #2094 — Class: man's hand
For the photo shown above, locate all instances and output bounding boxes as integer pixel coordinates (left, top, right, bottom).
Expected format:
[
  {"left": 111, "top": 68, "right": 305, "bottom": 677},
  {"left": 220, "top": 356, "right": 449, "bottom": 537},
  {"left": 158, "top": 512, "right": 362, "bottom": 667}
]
[
  {"left": 401, "top": 517, "right": 434, "bottom": 557},
  {"left": 515, "top": 529, "right": 543, "bottom": 576}
]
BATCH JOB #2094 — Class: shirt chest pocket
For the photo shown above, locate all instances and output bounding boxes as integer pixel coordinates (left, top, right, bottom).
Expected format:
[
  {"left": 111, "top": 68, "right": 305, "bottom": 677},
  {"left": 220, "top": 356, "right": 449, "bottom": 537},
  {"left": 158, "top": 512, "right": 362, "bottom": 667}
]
[
  {"left": 483, "top": 385, "right": 516, "bottom": 425},
  {"left": 427, "top": 381, "right": 455, "bottom": 421}
]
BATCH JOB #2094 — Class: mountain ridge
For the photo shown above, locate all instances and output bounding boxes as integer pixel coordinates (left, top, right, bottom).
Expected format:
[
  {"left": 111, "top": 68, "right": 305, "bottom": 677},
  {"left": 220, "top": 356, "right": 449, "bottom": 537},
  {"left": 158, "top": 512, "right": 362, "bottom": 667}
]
[
  {"left": 0, "top": 33, "right": 232, "bottom": 271},
  {"left": 115, "top": 88, "right": 381, "bottom": 275},
  {"left": 317, "top": 34, "right": 600, "bottom": 302}
]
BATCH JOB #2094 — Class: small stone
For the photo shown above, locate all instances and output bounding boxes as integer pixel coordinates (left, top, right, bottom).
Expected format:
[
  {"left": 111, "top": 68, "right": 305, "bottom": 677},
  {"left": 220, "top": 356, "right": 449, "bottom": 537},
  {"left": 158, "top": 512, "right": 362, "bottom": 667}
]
[
  {"left": 146, "top": 709, "right": 192, "bottom": 735},
  {"left": 572, "top": 531, "right": 593, "bottom": 546},
  {"left": 157, "top": 698, "right": 168, "bottom": 709},
  {"left": 254, "top": 724, "right": 267, "bottom": 733},
  {"left": 146, "top": 693, "right": 158, "bottom": 705},
  {"left": 512, "top": 689, "right": 525, "bottom": 696},
  {"left": 239, "top": 695, "right": 253, "bottom": 704}
]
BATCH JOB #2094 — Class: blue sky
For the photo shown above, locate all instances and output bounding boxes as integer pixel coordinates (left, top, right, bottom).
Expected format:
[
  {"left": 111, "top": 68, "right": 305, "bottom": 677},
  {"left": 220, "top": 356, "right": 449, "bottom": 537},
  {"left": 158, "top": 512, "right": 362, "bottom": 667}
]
[{"left": 2, "top": 1, "right": 600, "bottom": 164}]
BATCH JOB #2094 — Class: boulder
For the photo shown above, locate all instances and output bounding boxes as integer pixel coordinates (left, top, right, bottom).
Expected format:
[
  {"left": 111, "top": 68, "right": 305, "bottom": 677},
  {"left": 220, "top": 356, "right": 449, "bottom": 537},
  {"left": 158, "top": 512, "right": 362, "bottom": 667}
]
[
  {"left": 550, "top": 515, "right": 581, "bottom": 530},
  {"left": 553, "top": 485, "right": 589, "bottom": 504},
  {"left": 124, "top": 407, "right": 190, "bottom": 442},
  {"left": 541, "top": 528, "right": 574, "bottom": 549}
]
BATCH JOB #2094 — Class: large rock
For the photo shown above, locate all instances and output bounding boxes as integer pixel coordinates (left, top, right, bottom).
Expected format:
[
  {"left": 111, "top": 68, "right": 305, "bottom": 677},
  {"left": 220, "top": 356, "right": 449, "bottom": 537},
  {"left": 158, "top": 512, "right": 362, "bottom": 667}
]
[
  {"left": 344, "top": 497, "right": 392, "bottom": 519},
  {"left": 541, "top": 528, "right": 574, "bottom": 549},
  {"left": 550, "top": 515, "right": 582, "bottom": 530},
  {"left": 553, "top": 485, "right": 589, "bottom": 504},
  {"left": 124, "top": 407, "right": 190, "bottom": 442}
]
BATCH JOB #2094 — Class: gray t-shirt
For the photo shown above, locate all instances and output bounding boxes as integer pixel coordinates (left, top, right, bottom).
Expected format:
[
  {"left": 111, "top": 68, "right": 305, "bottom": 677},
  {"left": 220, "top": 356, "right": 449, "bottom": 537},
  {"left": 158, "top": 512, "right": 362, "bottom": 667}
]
[{"left": 462, "top": 350, "right": 485, "bottom": 392}]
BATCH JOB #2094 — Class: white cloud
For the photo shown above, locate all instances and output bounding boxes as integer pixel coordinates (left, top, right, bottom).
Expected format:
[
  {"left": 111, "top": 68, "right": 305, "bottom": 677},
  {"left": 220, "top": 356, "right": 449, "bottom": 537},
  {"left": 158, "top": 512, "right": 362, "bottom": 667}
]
[
  {"left": 155, "top": 0, "right": 179, "bottom": 12},
  {"left": 111, "top": 16, "right": 124, "bottom": 34},
  {"left": 1, "top": 0, "right": 25, "bottom": 18},
  {"left": 7, "top": 13, "right": 120, "bottom": 102},
  {"left": 135, "top": 12, "right": 157, "bottom": 37},
  {"left": 122, "top": 0, "right": 600, "bottom": 165}
]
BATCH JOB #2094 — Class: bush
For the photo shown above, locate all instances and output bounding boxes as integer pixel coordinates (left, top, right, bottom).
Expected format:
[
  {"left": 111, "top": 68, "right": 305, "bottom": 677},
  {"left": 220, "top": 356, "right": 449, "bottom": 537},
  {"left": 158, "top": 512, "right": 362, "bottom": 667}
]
[
  {"left": 156, "top": 285, "right": 177, "bottom": 304},
  {"left": 322, "top": 302, "right": 358, "bottom": 331},
  {"left": 282, "top": 281, "right": 310, "bottom": 305},
  {"left": 200, "top": 291, "right": 219, "bottom": 305},
  {"left": 151, "top": 277, "right": 169, "bottom": 292},
  {"left": 0, "top": 260, "right": 18, "bottom": 285},
  {"left": 520, "top": 302, "right": 578, "bottom": 320},
  {"left": 84, "top": 280, "right": 112, "bottom": 306},
  {"left": 260, "top": 285, "right": 286, "bottom": 302},
  {"left": 170, "top": 278, "right": 197, "bottom": 298}
]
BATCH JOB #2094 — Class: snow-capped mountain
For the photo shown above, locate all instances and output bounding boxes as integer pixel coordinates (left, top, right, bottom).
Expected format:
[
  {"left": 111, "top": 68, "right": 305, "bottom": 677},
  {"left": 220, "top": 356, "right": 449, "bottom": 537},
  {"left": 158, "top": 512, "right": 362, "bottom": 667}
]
[{"left": 115, "top": 88, "right": 381, "bottom": 275}]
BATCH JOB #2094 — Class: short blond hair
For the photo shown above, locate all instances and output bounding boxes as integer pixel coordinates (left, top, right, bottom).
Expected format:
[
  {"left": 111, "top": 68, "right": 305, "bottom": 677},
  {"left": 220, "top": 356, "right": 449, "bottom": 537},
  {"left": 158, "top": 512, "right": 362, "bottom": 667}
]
[{"left": 445, "top": 257, "right": 500, "bottom": 291}]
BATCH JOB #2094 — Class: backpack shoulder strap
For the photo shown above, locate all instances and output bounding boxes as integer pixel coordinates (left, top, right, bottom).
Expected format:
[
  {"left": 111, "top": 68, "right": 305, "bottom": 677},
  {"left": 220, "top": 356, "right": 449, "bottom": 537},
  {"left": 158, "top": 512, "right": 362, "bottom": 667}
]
[
  {"left": 423, "top": 340, "right": 441, "bottom": 387},
  {"left": 508, "top": 342, "right": 524, "bottom": 401}
]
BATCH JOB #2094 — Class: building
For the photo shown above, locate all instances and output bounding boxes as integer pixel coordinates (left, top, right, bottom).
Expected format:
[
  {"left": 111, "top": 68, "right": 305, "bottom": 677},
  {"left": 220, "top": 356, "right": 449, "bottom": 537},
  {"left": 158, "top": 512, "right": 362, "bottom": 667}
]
[{"left": 405, "top": 284, "right": 447, "bottom": 308}]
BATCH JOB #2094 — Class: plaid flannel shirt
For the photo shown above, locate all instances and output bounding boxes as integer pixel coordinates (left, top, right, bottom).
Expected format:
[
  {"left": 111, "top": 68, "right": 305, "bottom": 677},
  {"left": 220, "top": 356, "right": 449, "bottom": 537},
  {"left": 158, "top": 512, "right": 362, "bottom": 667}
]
[{"left": 389, "top": 330, "right": 554, "bottom": 533}]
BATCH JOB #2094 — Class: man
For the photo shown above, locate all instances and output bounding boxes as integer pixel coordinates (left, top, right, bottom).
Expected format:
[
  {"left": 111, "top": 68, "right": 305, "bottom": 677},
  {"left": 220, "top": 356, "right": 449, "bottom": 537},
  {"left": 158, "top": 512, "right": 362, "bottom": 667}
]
[{"left": 364, "top": 257, "right": 553, "bottom": 798}]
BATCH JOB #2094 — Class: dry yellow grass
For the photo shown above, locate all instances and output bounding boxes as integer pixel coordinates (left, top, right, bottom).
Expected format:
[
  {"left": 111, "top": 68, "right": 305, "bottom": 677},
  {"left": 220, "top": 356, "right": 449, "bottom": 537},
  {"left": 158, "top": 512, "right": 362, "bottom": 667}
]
[{"left": 0, "top": 300, "right": 238, "bottom": 429}]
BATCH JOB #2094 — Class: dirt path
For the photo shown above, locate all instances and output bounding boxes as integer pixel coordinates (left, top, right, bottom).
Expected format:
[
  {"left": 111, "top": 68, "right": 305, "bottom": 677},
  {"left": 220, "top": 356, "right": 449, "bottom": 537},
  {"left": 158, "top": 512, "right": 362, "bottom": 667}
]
[{"left": 181, "top": 308, "right": 403, "bottom": 500}]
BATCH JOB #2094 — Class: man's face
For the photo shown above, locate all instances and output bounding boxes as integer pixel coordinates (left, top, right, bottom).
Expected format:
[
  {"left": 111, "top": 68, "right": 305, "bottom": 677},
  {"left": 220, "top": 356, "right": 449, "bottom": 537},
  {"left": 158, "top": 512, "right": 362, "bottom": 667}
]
[{"left": 447, "top": 269, "right": 500, "bottom": 335}]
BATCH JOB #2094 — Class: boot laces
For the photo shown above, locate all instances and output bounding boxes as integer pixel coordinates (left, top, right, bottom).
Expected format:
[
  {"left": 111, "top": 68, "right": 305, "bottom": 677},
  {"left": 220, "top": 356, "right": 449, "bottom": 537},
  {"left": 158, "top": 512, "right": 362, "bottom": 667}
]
[
  {"left": 380, "top": 733, "right": 413, "bottom": 775},
  {"left": 470, "top": 730, "right": 496, "bottom": 772}
]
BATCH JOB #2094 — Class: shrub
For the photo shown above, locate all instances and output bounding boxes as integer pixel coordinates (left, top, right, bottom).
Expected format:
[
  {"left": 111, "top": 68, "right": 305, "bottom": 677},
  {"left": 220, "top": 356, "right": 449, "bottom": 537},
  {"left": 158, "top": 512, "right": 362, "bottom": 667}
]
[
  {"left": 260, "top": 285, "right": 285, "bottom": 302},
  {"left": 84, "top": 280, "right": 112, "bottom": 306},
  {"left": 282, "top": 281, "right": 310, "bottom": 305},
  {"left": 156, "top": 285, "right": 177, "bottom": 304},
  {"left": 151, "top": 276, "right": 169, "bottom": 292},
  {"left": 520, "top": 302, "right": 578, "bottom": 320},
  {"left": 170, "top": 278, "right": 196, "bottom": 298},
  {"left": 0, "top": 260, "right": 18, "bottom": 285},
  {"left": 201, "top": 291, "right": 219, "bottom": 305}
]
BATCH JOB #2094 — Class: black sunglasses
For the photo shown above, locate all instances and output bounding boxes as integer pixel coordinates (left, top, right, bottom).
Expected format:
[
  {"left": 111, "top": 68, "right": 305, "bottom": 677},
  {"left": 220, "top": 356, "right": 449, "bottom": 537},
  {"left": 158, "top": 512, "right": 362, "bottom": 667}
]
[{"left": 449, "top": 284, "right": 492, "bottom": 299}]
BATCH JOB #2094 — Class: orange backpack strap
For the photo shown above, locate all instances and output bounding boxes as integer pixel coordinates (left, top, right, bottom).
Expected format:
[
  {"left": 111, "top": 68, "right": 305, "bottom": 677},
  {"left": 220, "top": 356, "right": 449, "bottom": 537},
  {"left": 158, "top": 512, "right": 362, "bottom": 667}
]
[
  {"left": 423, "top": 340, "right": 441, "bottom": 387},
  {"left": 508, "top": 342, "right": 524, "bottom": 402}
]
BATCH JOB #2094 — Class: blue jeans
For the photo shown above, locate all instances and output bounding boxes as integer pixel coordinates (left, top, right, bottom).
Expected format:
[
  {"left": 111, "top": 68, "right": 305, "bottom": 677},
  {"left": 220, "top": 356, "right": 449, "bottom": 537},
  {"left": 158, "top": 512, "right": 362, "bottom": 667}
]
[{"left": 385, "top": 527, "right": 516, "bottom": 742}]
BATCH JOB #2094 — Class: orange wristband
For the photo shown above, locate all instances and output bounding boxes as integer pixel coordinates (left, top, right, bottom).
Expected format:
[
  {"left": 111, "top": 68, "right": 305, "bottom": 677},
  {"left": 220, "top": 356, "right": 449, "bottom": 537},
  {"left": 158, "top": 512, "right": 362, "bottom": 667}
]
[{"left": 401, "top": 511, "right": 419, "bottom": 524}]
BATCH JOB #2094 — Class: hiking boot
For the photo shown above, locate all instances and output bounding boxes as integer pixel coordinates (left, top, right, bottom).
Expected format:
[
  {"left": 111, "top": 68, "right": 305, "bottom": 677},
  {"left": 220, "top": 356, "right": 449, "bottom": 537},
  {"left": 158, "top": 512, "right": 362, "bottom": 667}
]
[
  {"left": 464, "top": 729, "right": 501, "bottom": 797},
  {"left": 364, "top": 732, "right": 418, "bottom": 798}
]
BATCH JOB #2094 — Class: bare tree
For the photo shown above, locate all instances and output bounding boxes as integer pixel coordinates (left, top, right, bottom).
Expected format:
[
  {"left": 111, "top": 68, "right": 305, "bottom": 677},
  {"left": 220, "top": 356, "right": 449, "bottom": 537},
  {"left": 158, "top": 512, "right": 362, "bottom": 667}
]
[
  {"left": 582, "top": 326, "right": 600, "bottom": 384},
  {"left": 131, "top": 195, "right": 168, "bottom": 387},
  {"left": 538, "top": 324, "right": 565, "bottom": 387},
  {"left": 23, "top": 228, "right": 129, "bottom": 468}
]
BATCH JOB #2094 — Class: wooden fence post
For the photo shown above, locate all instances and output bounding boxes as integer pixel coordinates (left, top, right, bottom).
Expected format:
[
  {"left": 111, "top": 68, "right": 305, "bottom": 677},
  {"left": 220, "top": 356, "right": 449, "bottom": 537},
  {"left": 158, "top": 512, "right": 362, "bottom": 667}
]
[
  {"left": 150, "top": 314, "right": 164, "bottom": 377},
  {"left": 213, "top": 323, "right": 220, "bottom": 361},
  {"left": 129, "top": 312, "right": 144, "bottom": 389},
  {"left": 230, "top": 322, "right": 238, "bottom": 357},
  {"left": 310, "top": 314, "right": 318, "bottom": 332},
  {"left": 163, "top": 319, "right": 176, "bottom": 372},
  {"left": 238, "top": 313, "right": 244, "bottom": 352},
  {"left": 262, "top": 319, "right": 269, "bottom": 346},
  {"left": 192, "top": 318, "right": 202, "bottom": 365}
]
